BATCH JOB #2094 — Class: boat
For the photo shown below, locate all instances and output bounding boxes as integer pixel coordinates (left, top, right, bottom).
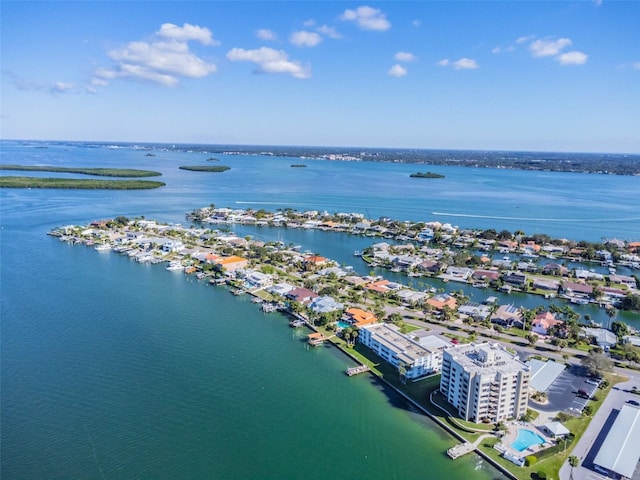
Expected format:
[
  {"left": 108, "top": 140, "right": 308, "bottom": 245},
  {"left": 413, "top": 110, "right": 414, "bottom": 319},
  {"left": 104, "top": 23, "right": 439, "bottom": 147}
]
[
  {"left": 95, "top": 243, "right": 111, "bottom": 251},
  {"left": 570, "top": 297, "right": 589, "bottom": 305},
  {"left": 166, "top": 261, "right": 184, "bottom": 271},
  {"left": 262, "top": 303, "right": 278, "bottom": 313},
  {"left": 353, "top": 250, "right": 362, "bottom": 257}
]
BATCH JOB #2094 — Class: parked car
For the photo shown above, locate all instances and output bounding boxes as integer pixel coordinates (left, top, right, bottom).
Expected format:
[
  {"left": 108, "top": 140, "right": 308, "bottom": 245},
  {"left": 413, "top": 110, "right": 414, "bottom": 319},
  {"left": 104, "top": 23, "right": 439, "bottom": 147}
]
[
  {"left": 586, "top": 379, "right": 600, "bottom": 386},
  {"left": 577, "top": 389, "right": 590, "bottom": 399}
]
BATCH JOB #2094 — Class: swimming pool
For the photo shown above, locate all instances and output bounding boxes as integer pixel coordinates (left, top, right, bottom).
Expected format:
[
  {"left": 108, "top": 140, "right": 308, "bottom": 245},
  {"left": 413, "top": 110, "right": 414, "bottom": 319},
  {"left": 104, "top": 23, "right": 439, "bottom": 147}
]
[
  {"left": 511, "top": 429, "right": 546, "bottom": 452},
  {"left": 336, "top": 321, "right": 352, "bottom": 329}
]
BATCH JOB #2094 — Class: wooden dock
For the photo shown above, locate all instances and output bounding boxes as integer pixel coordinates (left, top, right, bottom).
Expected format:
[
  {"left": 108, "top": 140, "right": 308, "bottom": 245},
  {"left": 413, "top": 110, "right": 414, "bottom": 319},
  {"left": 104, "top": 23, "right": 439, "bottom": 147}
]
[{"left": 346, "top": 365, "right": 370, "bottom": 376}]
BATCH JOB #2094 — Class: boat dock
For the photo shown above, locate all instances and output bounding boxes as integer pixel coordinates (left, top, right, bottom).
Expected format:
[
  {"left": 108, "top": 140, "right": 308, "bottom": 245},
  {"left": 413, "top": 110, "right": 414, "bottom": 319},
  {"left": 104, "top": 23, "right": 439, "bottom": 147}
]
[{"left": 346, "top": 365, "right": 370, "bottom": 376}]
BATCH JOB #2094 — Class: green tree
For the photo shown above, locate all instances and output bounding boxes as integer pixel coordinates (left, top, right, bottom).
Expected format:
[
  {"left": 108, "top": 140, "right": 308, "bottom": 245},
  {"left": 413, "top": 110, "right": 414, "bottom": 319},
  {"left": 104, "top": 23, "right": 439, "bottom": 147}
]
[
  {"left": 568, "top": 456, "right": 580, "bottom": 480},
  {"left": 580, "top": 350, "right": 614, "bottom": 377},
  {"left": 611, "top": 320, "right": 629, "bottom": 340}
]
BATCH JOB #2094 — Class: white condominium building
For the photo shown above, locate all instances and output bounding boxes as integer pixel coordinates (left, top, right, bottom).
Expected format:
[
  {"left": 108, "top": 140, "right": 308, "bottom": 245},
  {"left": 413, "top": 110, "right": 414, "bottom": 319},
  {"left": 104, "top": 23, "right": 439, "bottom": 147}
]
[
  {"left": 440, "top": 343, "right": 529, "bottom": 424},
  {"left": 359, "top": 323, "right": 443, "bottom": 380}
]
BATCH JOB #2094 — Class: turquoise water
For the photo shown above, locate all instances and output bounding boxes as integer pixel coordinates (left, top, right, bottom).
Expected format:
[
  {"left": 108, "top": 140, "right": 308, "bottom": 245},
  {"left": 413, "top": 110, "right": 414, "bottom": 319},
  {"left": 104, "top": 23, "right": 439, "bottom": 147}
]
[
  {"left": 337, "top": 321, "right": 352, "bottom": 329},
  {"left": 1, "top": 141, "right": 639, "bottom": 479},
  {"left": 511, "top": 429, "right": 546, "bottom": 452}
]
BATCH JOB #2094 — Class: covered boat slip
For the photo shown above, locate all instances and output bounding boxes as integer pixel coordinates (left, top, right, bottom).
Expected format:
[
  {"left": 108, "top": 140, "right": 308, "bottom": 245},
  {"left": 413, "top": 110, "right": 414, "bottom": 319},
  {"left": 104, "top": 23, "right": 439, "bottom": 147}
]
[{"left": 593, "top": 405, "right": 640, "bottom": 479}]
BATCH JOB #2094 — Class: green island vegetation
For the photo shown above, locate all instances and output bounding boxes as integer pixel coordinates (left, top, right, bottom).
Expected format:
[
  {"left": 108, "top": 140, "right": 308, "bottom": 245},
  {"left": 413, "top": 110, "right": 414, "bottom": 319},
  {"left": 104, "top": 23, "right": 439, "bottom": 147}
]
[
  {"left": 179, "top": 165, "right": 231, "bottom": 172},
  {"left": 0, "top": 177, "right": 165, "bottom": 189},
  {"left": 0, "top": 164, "right": 162, "bottom": 177},
  {"left": 410, "top": 171, "right": 445, "bottom": 179},
  {"left": 206, "top": 157, "right": 220, "bottom": 162},
  {"left": 290, "top": 164, "right": 307, "bottom": 168}
]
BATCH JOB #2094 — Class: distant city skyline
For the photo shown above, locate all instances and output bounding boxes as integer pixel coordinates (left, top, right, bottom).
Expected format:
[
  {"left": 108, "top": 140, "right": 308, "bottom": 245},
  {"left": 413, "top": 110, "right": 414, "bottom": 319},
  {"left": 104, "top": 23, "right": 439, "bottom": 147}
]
[{"left": 1, "top": 1, "right": 639, "bottom": 153}]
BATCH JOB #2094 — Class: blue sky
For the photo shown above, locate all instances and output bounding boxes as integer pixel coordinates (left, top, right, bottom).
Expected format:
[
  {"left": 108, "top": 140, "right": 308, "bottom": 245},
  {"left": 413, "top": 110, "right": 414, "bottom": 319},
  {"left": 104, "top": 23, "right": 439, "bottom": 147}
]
[{"left": 1, "top": 1, "right": 639, "bottom": 153}]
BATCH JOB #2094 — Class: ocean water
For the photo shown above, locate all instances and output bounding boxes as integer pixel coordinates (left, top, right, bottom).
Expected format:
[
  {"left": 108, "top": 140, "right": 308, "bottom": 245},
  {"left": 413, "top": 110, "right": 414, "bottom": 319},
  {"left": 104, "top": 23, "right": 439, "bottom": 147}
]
[{"left": 1, "top": 141, "right": 639, "bottom": 479}]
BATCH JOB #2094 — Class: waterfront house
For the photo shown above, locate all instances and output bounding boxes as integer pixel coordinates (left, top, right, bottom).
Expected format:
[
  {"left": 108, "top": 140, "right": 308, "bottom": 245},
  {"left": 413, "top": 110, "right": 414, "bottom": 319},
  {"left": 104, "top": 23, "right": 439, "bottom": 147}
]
[
  {"left": 417, "top": 260, "right": 442, "bottom": 274},
  {"left": 242, "top": 270, "right": 273, "bottom": 289},
  {"left": 215, "top": 255, "right": 248, "bottom": 272},
  {"left": 502, "top": 272, "right": 527, "bottom": 287},
  {"left": 365, "top": 279, "right": 392, "bottom": 293},
  {"left": 458, "top": 303, "right": 492, "bottom": 322},
  {"left": 575, "top": 269, "right": 605, "bottom": 281},
  {"left": 303, "top": 255, "right": 328, "bottom": 268},
  {"left": 162, "top": 239, "right": 184, "bottom": 253},
  {"left": 267, "top": 283, "right": 295, "bottom": 297},
  {"left": 286, "top": 287, "right": 319, "bottom": 305},
  {"left": 359, "top": 323, "right": 443, "bottom": 380},
  {"left": 560, "top": 281, "right": 593, "bottom": 298},
  {"left": 308, "top": 296, "right": 343, "bottom": 314},
  {"left": 531, "top": 277, "right": 560, "bottom": 291},
  {"left": 532, "top": 312, "right": 563, "bottom": 336},
  {"left": 472, "top": 269, "right": 500, "bottom": 283},
  {"left": 581, "top": 328, "right": 618, "bottom": 349},
  {"left": 396, "top": 289, "right": 427, "bottom": 306},
  {"left": 542, "top": 263, "right": 569, "bottom": 277},
  {"left": 342, "top": 308, "right": 378, "bottom": 327},
  {"left": 609, "top": 274, "right": 637, "bottom": 289},
  {"left": 491, "top": 304, "right": 524, "bottom": 328},
  {"left": 426, "top": 293, "right": 457, "bottom": 311}
]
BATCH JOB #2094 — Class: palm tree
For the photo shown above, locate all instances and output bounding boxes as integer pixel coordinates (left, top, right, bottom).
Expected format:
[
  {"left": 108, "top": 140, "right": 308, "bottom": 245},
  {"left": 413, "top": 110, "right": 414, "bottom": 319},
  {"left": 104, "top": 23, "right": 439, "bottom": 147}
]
[
  {"left": 568, "top": 455, "right": 580, "bottom": 479},
  {"left": 605, "top": 307, "right": 617, "bottom": 329}
]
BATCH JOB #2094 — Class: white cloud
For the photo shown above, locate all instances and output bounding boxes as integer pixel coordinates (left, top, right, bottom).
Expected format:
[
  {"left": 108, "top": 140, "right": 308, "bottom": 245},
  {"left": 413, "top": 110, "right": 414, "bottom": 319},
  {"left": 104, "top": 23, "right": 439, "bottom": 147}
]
[
  {"left": 529, "top": 37, "right": 572, "bottom": 57},
  {"left": 394, "top": 51, "right": 417, "bottom": 62},
  {"left": 290, "top": 30, "right": 323, "bottom": 47},
  {"left": 412, "top": 19, "right": 421, "bottom": 27},
  {"left": 492, "top": 45, "right": 515, "bottom": 54},
  {"left": 633, "top": 62, "right": 640, "bottom": 70},
  {"left": 317, "top": 25, "right": 342, "bottom": 39},
  {"left": 516, "top": 35, "right": 535, "bottom": 45},
  {"left": 437, "top": 58, "right": 478, "bottom": 70},
  {"left": 303, "top": 19, "right": 315, "bottom": 28},
  {"left": 50, "top": 81, "right": 76, "bottom": 94},
  {"left": 387, "top": 64, "right": 407, "bottom": 77},
  {"left": 556, "top": 51, "right": 588, "bottom": 65},
  {"left": 593, "top": 0, "right": 602, "bottom": 6},
  {"left": 340, "top": 5, "right": 391, "bottom": 31},
  {"left": 95, "top": 23, "right": 218, "bottom": 87},
  {"left": 453, "top": 58, "right": 479, "bottom": 70},
  {"left": 156, "top": 23, "right": 219, "bottom": 46},
  {"left": 257, "top": 29, "right": 277, "bottom": 41},
  {"left": 226, "top": 47, "right": 311, "bottom": 79}
]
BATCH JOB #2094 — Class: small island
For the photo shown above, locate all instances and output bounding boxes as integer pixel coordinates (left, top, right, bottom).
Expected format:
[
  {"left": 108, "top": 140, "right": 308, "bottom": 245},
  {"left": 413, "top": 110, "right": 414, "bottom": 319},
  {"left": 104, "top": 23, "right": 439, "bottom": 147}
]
[
  {"left": 290, "top": 164, "right": 307, "bottom": 168},
  {"left": 410, "top": 172, "right": 445, "bottom": 179},
  {"left": 179, "top": 165, "right": 231, "bottom": 173},
  {"left": 0, "top": 177, "right": 165, "bottom": 189},
  {"left": 0, "top": 165, "right": 162, "bottom": 177},
  {"left": 206, "top": 157, "right": 220, "bottom": 162}
]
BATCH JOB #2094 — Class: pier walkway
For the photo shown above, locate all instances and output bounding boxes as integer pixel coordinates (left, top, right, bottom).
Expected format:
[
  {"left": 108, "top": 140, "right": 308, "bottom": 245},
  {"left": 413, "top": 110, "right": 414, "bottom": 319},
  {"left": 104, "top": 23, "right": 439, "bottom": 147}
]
[{"left": 447, "top": 434, "right": 495, "bottom": 459}]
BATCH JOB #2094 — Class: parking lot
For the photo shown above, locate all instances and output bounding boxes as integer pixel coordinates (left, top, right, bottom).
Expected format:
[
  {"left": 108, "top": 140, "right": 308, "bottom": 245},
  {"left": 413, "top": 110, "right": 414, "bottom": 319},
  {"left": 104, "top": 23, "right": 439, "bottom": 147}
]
[{"left": 534, "top": 365, "right": 601, "bottom": 415}]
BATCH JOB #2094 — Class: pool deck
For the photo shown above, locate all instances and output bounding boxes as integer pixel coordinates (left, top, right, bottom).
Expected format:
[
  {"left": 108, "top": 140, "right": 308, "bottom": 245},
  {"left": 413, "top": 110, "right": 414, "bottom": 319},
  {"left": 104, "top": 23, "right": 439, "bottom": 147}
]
[{"left": 497, "top": 421, "right": 554, "bottom": 459}]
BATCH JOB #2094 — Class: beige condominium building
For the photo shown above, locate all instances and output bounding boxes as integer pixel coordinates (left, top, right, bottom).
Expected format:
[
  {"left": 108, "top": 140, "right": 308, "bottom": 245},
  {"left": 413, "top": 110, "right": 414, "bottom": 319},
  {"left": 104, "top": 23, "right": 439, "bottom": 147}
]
[{"left": 440, "top": 342, "right": 530, "bottom": 423}]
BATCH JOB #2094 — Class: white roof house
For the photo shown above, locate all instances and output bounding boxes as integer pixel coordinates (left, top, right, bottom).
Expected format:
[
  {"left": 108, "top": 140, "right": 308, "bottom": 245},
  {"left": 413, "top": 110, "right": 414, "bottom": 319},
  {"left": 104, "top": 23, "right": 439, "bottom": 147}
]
[
  {"left": 308, "top": 296, "right": 343, "bottom": 314},
  {"left": 593, "top": 404, "right": 640, "bottom": 478}
]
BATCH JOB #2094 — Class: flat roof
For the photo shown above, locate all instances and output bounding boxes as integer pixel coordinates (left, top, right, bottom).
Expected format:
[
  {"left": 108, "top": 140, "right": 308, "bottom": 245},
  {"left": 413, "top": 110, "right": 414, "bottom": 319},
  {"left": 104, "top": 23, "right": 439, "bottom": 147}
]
[
  {"left": 594, "top": 405, "right": 640, "bottom": 478},
  {"left": 528, "top": 359, "right": 566, "bottom": 392}
]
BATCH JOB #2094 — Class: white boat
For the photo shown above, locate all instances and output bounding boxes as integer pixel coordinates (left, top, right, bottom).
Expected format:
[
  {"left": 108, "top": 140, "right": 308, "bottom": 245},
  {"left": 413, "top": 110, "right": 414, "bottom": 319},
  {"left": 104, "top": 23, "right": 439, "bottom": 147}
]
[
  {"left": 166, "top": 261, "right": 184, "bottom": 271},
  {"left": 95, "top": 243, "right": 111, "bottom": 251}
]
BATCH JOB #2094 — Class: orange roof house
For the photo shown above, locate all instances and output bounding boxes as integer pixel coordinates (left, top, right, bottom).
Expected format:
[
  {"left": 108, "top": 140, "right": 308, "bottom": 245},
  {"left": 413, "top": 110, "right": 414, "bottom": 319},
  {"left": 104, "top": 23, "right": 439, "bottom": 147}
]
[
  {"left": 532, "top": 312, "right": 564, "bottom": 335},
  {"left": 426, "top": 294, "right": 457, "bottom": 311},
  {"left": 205, "top": 253, "right": 221, "bottom": 264},
  {"left": 364, "top": 279, "right": 391, "bottom": 293},
  {"left": 216, "top": 255, "right": 248, "bottom": 272},
  {"left": 304, "top": 255, "right": 328, "bottom": 268},
  {"left": 343, "top": 308, "right": 378, "bottom": 327}
]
